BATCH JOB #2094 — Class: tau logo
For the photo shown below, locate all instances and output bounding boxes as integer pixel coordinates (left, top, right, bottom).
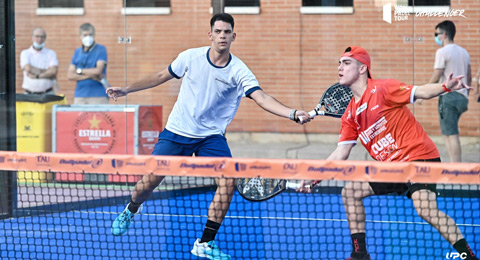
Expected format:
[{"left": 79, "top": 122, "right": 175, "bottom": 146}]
[
  {"left": 283, "top": 163, "right": 298, "bottom": 174},
  {"left": 37, "top": 156, "right": 50, "bottom": 163},
  {"left": 415, "top": 166, "right": 431, "bottom": 174},
  {"left": 156, "top": 160, "right": 170, "bottom": 168},
  {"left": 283, "top": 163, "right": 298, "bottom": 171}
]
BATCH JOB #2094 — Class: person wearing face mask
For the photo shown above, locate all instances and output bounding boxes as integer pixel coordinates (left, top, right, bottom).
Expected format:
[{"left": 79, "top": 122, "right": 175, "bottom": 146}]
[
  {"left": 20, "top": 27, "right": 59, "bottom": 95},
  {"left": 429, "top": 20, "right": 471, "bottom": 162},
  {"left": 67, "top": 23, "right": 109, "bottom": 104}
]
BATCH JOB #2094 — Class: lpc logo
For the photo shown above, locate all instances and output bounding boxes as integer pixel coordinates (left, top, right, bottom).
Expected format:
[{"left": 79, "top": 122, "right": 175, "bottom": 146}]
[{"left": 446, "top": 252, "right": 467, "bottom": 259}]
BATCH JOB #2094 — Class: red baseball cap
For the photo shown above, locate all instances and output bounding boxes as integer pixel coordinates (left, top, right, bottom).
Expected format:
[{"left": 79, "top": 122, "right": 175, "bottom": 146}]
[{"left": 341, "top": 46, "right": 372, "bottom": 78}]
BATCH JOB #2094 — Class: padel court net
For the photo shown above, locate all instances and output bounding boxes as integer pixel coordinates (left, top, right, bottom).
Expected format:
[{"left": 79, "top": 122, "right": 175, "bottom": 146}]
[{"left": 0, "top": 151, "right": 478, "bottom": 260}]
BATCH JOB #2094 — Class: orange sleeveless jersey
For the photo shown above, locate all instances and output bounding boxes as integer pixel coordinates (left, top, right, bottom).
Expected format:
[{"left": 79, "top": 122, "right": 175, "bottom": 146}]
[{"left": 339, "top": 79, "right": 439, "bottom": 162}]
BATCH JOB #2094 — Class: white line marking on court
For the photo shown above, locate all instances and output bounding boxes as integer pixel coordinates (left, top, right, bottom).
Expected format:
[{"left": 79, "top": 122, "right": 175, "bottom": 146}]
[{"left": 73, "top": 210, "right": 480, "bottom": 227}]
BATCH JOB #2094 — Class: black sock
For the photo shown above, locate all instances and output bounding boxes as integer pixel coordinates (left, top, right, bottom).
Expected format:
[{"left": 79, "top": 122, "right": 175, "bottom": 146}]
[
  {"left": 454, "top": 239, "right": 477, "bottom": 259},
  {"left": 127, "top": 200, "right": 142, "bottom": 213},
  {"left": 200, "top": 220, "right": 221, "bottom": 243},
  {"left": 351, "top": 233, "right": 367, "bottom": 258}
]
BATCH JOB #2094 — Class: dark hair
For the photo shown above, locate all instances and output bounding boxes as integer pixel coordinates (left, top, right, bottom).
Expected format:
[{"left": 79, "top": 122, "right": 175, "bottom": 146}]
[
  {"left": 210, "top": 13, "right": 234, "bottom": 30},
  {"left": 436, "top": 20, "right": 456, "bottom": 41},
  {"left": 79, "top": 23, "right": 95, "bottom": 35}
]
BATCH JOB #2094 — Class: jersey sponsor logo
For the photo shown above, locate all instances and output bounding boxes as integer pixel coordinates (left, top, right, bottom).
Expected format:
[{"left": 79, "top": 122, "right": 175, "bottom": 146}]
[
  {"left": 371, "top": 85, "right": 377, "bottom": 94},
  {"left": 359, "top": 116, "right": 387, "bottom": 144},
  {"left": 370, "top": 104, "right": 379, "bottom": 111},
  {"left": 356, "top": 102, "right": 368, "bottom": 115},
  {"left": 399, "top": 85, "right": 410, "bottom": 90},
  {"left": 371, "top": 133, "right": 399, "bottom": 161}
]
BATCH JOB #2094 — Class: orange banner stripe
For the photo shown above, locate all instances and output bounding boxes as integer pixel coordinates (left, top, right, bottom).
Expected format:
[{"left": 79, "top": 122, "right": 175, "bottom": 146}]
[{"left": 0, "top": 151, "right": 479, "bottom": 184}]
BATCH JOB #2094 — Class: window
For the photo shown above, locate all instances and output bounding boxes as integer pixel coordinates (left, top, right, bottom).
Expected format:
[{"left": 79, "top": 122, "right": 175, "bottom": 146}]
[
  {"left": 37, "top": 0, "right": 84, "bottom": 15},
  {"left": 303, "top": 0, "right": 353, "bottom": 7},
  {"left": 407, "top": 0, "right": 450, "bottom": 14},
  {"left": 225, "top": 0, "right": 260, "bottom": 7},
  {"left": 219, "top": 0, "right": 261, "bottom": 15},
  {"left": 38, "top": 0, "right": 83, "bottom": 8},
  {"left": 126, "top": 0, "right": 170, "bottom": 7},
  {"left": 122, "top": 0, "right": 171, "bottom": 15},
  {"left": 301, "top": 0, "right": 354, "bottom": 14},
  {"left": 408, "top": 0, "right": 450, "bottom": 6}
]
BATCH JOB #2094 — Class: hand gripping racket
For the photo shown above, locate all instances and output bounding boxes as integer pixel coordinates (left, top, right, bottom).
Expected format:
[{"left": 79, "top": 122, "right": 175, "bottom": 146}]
[
  {"left": 237, "top": 84, "right": 352, "bottom": 202},
  {"left": 236, "top": 178, "right": 320, "bottom": 202},
  {"left": 298, "top": 83, "right": 353, "bottom": 121}
]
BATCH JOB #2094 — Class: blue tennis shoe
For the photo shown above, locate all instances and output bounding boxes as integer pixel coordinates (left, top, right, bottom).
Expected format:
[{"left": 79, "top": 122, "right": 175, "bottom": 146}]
[
  {"left": 191, "top": 238, "right": 231, "bottom": 260},
  {"left": 111, "top": 203, "right": 143, "bottom": 236}
]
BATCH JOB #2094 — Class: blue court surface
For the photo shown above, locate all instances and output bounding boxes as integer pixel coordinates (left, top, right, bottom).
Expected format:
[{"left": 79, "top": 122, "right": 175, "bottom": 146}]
[{"left": 1, "top": 188, "right": 479, "bottom": 260}]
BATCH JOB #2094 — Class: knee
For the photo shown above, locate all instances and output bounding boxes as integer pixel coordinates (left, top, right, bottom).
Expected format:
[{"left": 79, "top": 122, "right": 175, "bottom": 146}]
[
  {"left": 342, "top": 182, "right": 355, "bottom": 199},
  {"left": 415, "top": 207, "right": 432, "bottom": 222}
]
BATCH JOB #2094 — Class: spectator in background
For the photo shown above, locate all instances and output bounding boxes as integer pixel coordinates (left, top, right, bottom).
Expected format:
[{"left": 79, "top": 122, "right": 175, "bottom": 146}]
[
  {"left": 67, "top": 23, "right": 109, "bottom": 104},
  {"left": 429, "top": 20, "right": 471, "bottom": 162},
  {"left": 474, "top": 68, "right": 479, "bottom": 102},
  {"left": 20, "top": 27, "right": 58, "bottom": 95}
]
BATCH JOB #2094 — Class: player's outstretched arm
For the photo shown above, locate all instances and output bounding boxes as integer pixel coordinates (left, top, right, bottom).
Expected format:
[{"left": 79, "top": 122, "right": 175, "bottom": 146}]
[
  {"left": 297, "top": 143, "right": 354, "bottom": 193},
  {"left": 106, "top": 67, "right": 174, "bottom": 101},
  {"left": 415, "top": 73, "right": 472, "bottom": 100},
  {"left": 249, "top": 89, "right": 312, "bottom": 124}
]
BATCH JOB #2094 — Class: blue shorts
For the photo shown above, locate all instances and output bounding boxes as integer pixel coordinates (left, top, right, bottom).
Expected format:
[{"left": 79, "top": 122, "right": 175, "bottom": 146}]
[{"left": 152, "top": 129, "right": 232, "bottom": 158}]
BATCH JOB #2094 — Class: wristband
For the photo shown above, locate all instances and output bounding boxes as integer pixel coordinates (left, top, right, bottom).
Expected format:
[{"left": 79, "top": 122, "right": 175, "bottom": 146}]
[
  {"left": 442, "top": 83, "right": 452, "bottom": 93},
  {"left": 289, "top": 109, "right": 297, "bottom": 121}
]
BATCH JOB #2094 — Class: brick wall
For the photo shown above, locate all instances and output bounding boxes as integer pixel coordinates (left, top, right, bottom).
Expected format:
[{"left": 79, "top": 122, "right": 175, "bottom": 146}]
[{"left": 15, "top": 0, "right": 480, "bottom": 137}]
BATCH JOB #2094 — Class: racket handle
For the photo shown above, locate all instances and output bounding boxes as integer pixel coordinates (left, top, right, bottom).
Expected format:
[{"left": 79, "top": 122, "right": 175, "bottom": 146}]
[
  {"left": 286, "top": 180, "right": 321, "bottom": 190},
  {"left": 286, "top": 181, "right": 301, "bottom": 190},
  {"left": 297, "top": 110, "right": 317, "bottom": 123}
]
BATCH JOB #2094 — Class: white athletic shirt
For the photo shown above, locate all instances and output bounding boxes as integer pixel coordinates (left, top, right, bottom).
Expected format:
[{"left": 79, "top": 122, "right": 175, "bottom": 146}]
[{"left": 166, "top": 47, "right": 260, "bottom": 138}]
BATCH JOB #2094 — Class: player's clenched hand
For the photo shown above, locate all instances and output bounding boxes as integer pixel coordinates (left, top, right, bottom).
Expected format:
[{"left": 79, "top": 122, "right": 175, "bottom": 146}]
[
  {"left": 297, "top": 180, "right": 314, "bottom": 193},
  {"left": 296, "top": 110, "right": 313, "bottom": 125},
  {"left": 106, "top": 87, "right": 128, "bottom": 102}
]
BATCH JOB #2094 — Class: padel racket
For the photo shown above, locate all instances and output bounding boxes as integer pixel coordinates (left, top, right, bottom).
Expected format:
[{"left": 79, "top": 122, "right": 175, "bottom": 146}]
[
  {"left": 299, "top": 83, "right": 353, "bottom": 121},
  {"left": 237, "top": 84, "right": 351, "bottom": 202},
  {"left": 236, "top": 178, "right": 320, "bottom": 202}
]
